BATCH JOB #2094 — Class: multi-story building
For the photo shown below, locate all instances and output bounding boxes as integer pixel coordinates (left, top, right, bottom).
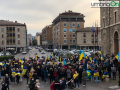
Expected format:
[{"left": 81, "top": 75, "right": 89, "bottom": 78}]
[
  {"left": 77, "top": 27, "right": 101, "bottom": 50},
  {"left": 0, "top": 20, "right": 27, "bottom": 52},
  {"left": 36, "top": 33, "right": 40, "bottom": 46},
  {"left": 27, "top": 34, "right": 32, "bottom": 46},
  {"left": 52, "top": 10, "right": 85, "bottom": 49},
  {"left": 100, "top": 0, "right": 120, "bottom": 55},
  {"left": 42, "top": 25, "right": 53, "bottom": 49},
  {"left": 40, "top": 33, "right": 42, "bottom": 46}
]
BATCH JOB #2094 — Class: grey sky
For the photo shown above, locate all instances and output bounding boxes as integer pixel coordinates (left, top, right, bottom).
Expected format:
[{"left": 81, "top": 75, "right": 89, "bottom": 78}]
[{"left": 0, "top": 0, "right": 100, "bottom": 36}]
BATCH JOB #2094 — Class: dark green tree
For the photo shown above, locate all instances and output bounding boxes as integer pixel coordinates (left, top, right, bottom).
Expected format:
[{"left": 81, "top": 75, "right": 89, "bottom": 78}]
[{"left": 32, "top": 39, "right": 37, "bottom": 46}]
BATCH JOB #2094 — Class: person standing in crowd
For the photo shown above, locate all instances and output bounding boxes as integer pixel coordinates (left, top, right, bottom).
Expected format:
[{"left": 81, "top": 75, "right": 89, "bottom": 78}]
[
  {"left": 49, "top": 68, "right": 54, "bottom": 84},
  {"left": 44, "top": 67, "right": 48, "bottom": 83},
  {"left": 91, "top": 68, "right": 94, "bottom": 82},
  {"left": 82, "top": 69, "right": 87, "bottom": 86},
  {"left": 53, "top": 78, "right": 60, "bottom": 90},
  {"left": 78, "top": 66, "right": 83, "bottom": 84},
  {"left": 73, "top": 71, "right": 80, "bottom": 90},
  {"left": 111, "top": 64, "right": 116, "bottom": 80},
  {"left": 66, "top": 66, "right": 71, "bottom": 87},
  {"left": 60, "top": 77, "right": 66, "bottom": 90},
  {"left": 29, "top": 77, "right": 35, "bottom": 90},
  {"left": 53, "top": 68, "right": 58, "bottom": 81},
  {"left": 50, "top": 81, "right": 54, "bottom": 90},
  {"left": 5, "top": 74, "right": 10, "bottom": 90},
  {"left": 1, "top": 80, "right": 7, "bottom": 90},
  {"left": 25, "top": 69, "right": 29, "bottom": 86}
]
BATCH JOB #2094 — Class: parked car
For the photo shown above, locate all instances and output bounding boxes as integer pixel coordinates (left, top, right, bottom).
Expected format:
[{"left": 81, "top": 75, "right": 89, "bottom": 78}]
[
  {"left": 22, "top": 51, "right": 27, "bottom": 54},
  {"left": 48, "top": 49, "right": 53, "bottom": 52},
  {"left": 41, "top": 50, "right": 45, "bottom": 54},
  {"left": 12, "top": 51, "right": 17, "bottom": 55}
]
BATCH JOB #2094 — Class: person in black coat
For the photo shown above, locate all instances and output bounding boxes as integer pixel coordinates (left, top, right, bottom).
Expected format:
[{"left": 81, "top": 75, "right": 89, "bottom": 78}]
[
  {"left": 53, "top": 78, "right": 60, "bottom": 90},
  {"left": 49, "top": 68, "right": 53, "bottom": 84},
  {"left": 1, "top": 81, "right": 7, "bottom": 90},
  {"left": 77, "top": 66, "right": 83, "bottom": 83},
  {"left": 5, "top": 74, "right": 10, "bottom": 90}
]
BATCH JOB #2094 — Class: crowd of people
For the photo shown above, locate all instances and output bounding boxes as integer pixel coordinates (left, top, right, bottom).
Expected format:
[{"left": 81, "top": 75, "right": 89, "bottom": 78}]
[{"left": 0, "top": 53, "right": 120, "bottom": 90}]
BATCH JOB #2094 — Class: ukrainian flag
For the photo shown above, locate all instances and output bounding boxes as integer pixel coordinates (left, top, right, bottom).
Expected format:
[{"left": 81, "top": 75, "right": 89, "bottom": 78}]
[
  {"left": 12, "top": 71, "right": 16, "bottom": 77},
  {"left": 99, "top": 51, "right": 102, "bottom": 55},
  {"left": 115, "top": 53, "right": 120, "bottom": 61},
  {"left": 101, "top": 54, "right": 104, "bottom": 60},
  {"left": 0, "top": 62, "right": 2, "bottom": 65},
  {"left": 79, "top": 50, "right": 86, "bottom": 61},
  {"left": 16, "top": 72, "right": 20, "bottom": 76},
  {"left": 89, "top": 56, "right": 92, "bottom": 61},
  {"left": 94, "top": 70, "right": 99, "bottom": 77},
  {"left": 87, "top": 70, "right": 91, "bottom": 79},
  {"left": 23, "top": 66, "right": 27, "bottom": 75},
  {"left": 62, "top": 58, "right": 66, "bottom": 65}
]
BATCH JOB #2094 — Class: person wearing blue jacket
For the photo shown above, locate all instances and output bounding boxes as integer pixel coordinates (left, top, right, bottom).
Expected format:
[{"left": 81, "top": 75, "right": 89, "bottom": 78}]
[{"left": 91, "top": 68, "right": 94, "bottom": 82}]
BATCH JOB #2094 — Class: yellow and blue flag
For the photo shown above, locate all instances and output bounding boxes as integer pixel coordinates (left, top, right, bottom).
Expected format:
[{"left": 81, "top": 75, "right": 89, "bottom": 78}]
[
  {"left": 115, "top": 53, "right": 120, "bottom": 61},
  {"left": 101, "top": 54, "right": 104, "bottom": 60},
  {"left": 79, "top": 50, "right": 86, "bottom": 61}
]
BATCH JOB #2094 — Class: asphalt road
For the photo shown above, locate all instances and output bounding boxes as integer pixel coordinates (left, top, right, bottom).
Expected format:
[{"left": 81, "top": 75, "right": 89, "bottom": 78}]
[{"left": 14, "top": 48, "right": 52, "bottom": 60}]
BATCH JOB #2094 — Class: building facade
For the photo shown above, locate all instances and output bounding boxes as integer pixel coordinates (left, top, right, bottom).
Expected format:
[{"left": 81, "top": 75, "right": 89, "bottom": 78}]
[
  {"left": 77, "top": 27, "right": 101, "bottom": 50},
  {"left": 36, "top": 33, "right": 40, "bottom": 46},
  {"left": 52, "top": 10, "right": 85, "bottom": 49},
  {"left": 27, "top": 34, "right": 32, "bottom": 46},
  {"left": 42, "top": 25, "right": 53, "bottom": 49},
  {"left": 100, "top": 0, "right": 120, "bottom": 55},
  {"left": 0, "top": 20, "right": 27, "bottom": 52}
]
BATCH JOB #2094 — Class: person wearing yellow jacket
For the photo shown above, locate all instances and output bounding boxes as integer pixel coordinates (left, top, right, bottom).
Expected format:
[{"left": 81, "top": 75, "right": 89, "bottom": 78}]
[
  {"left": 73, "top": 71, "right": 80, "bottom": 90},
  {"left": 29, "top": 71, "right": 33, "bottom": 80}
]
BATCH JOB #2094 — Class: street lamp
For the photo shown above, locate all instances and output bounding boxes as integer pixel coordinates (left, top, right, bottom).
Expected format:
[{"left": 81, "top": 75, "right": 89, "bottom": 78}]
[{"left": 4, "top": 34, "right": 6, "bottom": 55}]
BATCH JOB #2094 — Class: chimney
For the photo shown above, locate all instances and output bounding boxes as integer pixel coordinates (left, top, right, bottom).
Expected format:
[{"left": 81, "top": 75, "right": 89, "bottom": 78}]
[{"left": 15, "top": 21, "right": 17, "bottom": 23}]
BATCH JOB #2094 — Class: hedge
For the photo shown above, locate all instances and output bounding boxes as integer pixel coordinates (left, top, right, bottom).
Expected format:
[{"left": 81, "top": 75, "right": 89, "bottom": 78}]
[{"left": 0, "top": 55, "right": 13, "bottom": 62}]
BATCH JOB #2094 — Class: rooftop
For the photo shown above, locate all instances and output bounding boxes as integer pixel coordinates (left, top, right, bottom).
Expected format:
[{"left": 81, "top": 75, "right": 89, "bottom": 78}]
[
  {"left": 77, "top": 27, "right": 100, "bottom": 32},
  {"left": 0, "top": 20, "right": 26, "bottom": 26}
]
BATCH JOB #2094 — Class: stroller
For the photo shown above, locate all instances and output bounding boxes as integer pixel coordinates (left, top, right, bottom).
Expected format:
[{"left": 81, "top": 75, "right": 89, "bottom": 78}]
[{"left": 66, "top": 79, "right": 75, "bottom": 89}]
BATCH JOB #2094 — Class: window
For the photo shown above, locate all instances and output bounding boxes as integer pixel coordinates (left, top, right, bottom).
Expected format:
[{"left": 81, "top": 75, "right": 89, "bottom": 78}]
[
  {"left": 83, "top": 39, "right": 86, "bottom": 43},
  {"left": 95, "top": 34, "right": 97, "bottom": 37},
  {"left": 64, "top": 40, "right": 67, "bottom": 43},
  {"left": 70, "top": 34, "right": 72, "bottom": 37},
  {"left": 69, "top": 29, "right": 72, "bottom": 32},
  {"left": 18, "top": 34, "right": 20, "bottom": 38},
  {"left": 73, "top": 29, "right": 75, "bottom": 32},
  {"left": 73, "top": 40, "right": 75, "bottom": 43},
  {"left": 64, "top": 28, "right": 66, "bottom": 32},
  {"left": 2, "top": 28, "right": 4, "bottom": 33},
  {"left": 91, "top": 33, "right": 94, "bottom": 37},
  {"left": 83, "top": 33, "right": 86, "bottom": 37},
  {"left": 64, "top": 23, "right": 66, "bottom": 27},
  {"left": 18, "top": 40, "right": 20, "bottom": 44},
  {"left": 95, "top": 38, "right": 97, "bottom": 43},
  {"left": 18, "top": 28, "right": 20, "bottom": 32},
  {"left": 115, "top": 12, "right": 117, "bottom": 23},
  {"left": 73, "top": 35, "right": 75, "bottom": 37},
  {"left": 2, "top": 34, "right": 3, "bottom": 38},
  {"left": 64, "top": 35, "right": 66, "bottom": 37},
  {"left": 70, "top": 40, "right": 72, "bottom": 43},
  {"left": 69, "top": 23, "right": 72, "bottom": 26},
  {"left": 103, "top": 18, "right": 105, "bottom": 27},
  {"left": 73, "top": 23, "right": 75, "bottom": 26},
  {"left": 77, "top": 23, "right": 80, "bottom": 28},
  {"left": 92, "top": 38, "right": 94, "bottom": 43}
]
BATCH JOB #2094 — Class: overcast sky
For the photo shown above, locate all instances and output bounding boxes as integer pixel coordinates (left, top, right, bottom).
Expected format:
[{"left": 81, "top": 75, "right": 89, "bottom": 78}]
[{"left": 0, "top": 0, "right": 100, "bottom": 36}]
